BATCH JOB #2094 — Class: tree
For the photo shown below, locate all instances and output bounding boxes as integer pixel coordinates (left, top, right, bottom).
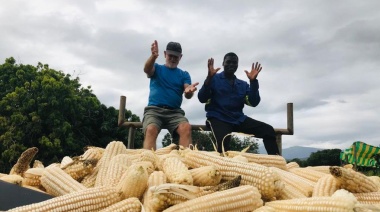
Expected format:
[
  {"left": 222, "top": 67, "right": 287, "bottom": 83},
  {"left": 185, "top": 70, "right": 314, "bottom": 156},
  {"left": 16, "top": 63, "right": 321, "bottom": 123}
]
[
  {"left": 306, "top": 149, "right": 342, "bottom": 166},
  {"left": 161, "top": 131, "right": 258, "bottom": 153},
  {"left": 0, "top": 57, "right": 141, "bottom": 173}
]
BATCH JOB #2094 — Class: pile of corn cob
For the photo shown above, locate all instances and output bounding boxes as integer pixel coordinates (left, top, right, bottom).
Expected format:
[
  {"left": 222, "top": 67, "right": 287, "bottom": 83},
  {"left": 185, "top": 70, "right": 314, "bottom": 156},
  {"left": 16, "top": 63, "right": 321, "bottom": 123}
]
[{"left": 1, "top": 141, "right": 380, "bottom": 211}]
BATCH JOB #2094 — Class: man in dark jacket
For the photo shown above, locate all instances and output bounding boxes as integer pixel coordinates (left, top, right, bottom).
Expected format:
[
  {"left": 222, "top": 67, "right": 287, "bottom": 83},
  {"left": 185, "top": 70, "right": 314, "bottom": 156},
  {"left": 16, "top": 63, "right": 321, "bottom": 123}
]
[{"left": 197, "top": 52, "right": 279, "bottom": 155}]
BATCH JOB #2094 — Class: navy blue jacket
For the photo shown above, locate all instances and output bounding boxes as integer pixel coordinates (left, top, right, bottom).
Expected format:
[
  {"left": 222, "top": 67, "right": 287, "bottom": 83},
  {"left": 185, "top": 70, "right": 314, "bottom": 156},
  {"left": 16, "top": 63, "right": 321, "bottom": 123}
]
[{"left": 198, "top": 71, "right": 261, "bottom": 125}]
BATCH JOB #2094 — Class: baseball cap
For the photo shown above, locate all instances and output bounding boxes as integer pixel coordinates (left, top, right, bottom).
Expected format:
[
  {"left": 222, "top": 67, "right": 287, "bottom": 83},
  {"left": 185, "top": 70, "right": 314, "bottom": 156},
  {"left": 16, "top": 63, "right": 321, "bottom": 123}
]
[{"left": 166, "top": 42, "right": 182, "bottom": 57}]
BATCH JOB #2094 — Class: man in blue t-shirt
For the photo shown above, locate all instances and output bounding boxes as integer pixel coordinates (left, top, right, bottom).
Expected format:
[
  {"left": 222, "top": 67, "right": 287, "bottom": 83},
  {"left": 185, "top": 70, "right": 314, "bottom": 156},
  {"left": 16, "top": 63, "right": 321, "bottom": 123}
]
[
  {"left": 142, "top": 40, "right": 199, "bottom": 150},
  {"left": 198, "top": 52, "right": 279, "bottom": 155}
]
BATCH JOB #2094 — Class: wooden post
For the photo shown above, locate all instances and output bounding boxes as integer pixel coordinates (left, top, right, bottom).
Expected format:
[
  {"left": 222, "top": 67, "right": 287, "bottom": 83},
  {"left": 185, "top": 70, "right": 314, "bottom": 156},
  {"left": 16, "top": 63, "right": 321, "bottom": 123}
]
[{"left": 118, "top": 96, "right": 126, "bottom": 126}]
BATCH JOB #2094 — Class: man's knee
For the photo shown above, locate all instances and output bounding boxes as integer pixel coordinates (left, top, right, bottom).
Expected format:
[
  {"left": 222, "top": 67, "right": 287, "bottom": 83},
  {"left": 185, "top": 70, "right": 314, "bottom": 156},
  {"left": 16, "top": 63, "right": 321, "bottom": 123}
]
[{"left": 145, "top": 124, "right": 159, "bottom": 136}]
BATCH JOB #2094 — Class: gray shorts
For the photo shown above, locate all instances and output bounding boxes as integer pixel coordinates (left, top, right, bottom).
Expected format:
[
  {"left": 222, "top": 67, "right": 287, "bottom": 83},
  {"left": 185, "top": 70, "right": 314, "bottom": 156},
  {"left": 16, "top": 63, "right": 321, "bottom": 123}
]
[{"left": 142, "top": 106, "right": 189, "bottom": 137}]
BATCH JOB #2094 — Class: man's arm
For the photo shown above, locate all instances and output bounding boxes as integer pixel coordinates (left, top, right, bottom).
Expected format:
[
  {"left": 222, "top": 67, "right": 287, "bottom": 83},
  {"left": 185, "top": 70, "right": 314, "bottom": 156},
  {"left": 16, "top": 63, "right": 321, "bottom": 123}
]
[
  {"left": 144, "top": 40, "right": 159, "bottom": 77},
  {"left": 198, "top": 58, "right": 219, "bottom": 102}
]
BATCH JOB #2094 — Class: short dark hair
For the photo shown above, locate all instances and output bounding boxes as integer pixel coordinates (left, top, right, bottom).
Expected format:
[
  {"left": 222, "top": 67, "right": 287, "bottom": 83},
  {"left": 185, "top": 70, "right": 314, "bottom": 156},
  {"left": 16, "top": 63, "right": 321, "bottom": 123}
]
[{"left": 223, "top": 52, "right": 238, "bottom": 62}]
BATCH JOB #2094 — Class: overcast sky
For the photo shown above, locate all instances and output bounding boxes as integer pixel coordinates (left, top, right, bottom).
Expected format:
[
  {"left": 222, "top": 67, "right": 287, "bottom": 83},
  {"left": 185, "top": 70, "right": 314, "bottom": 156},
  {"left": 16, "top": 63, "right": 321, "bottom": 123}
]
[{"left": 1, "top": 0, "right": 379, "bottom": 151}]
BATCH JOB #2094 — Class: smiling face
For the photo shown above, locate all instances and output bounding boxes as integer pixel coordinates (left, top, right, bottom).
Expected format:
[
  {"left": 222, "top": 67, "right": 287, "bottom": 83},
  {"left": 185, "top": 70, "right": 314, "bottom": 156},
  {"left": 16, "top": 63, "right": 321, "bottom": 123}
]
[
  {"left": 223, "top": 55, "right": 239, "bottom": 77},
  {"left": 164, "top": 51, "right": 182, "bottom": 69}
]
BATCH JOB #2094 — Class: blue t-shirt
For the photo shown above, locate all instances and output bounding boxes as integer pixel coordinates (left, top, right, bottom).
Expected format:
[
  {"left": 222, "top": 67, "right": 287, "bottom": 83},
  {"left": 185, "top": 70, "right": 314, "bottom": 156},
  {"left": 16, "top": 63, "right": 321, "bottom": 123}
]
[
  {"left": 198, "top": 71, "right": 261, "bottom": 124},
  {"left": 148, "top": 63, "right": 191, "bottom": 109}
]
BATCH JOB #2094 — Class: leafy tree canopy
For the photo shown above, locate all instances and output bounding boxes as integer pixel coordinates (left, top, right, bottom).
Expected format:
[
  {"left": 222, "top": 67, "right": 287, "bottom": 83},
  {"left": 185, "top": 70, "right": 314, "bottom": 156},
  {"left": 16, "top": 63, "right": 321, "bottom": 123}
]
[{"left": 0, "top": 57, "right": 141, "bottom": 172}]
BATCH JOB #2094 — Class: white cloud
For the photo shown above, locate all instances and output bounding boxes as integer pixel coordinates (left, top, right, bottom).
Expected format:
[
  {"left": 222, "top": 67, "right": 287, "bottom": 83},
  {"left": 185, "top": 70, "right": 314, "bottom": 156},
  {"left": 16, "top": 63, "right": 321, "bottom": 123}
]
[{"left": 1, "top": 0, "right": 379, "bottom": 150}]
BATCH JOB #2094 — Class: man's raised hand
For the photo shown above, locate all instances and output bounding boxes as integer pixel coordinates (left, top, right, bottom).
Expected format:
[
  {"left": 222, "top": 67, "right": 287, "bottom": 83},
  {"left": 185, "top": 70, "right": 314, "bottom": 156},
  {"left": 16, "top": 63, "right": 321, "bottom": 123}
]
[{"left": 244, "top": 62, "right": 262, "bottom": 80}]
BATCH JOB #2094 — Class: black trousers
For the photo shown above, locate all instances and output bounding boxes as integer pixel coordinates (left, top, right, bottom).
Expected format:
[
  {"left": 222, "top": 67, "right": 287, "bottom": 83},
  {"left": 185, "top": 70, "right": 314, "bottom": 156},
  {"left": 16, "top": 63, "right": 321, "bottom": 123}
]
[{"left": 206, "top": 117, "right": 280, "bottom": 155}]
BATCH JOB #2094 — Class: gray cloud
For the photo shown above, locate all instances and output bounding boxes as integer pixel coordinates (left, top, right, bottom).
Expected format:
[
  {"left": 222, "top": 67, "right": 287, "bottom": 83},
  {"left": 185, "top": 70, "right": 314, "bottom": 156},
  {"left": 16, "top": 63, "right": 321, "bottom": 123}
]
[{"left": 1, "top": 0, "right": 379, "bottom": 150}]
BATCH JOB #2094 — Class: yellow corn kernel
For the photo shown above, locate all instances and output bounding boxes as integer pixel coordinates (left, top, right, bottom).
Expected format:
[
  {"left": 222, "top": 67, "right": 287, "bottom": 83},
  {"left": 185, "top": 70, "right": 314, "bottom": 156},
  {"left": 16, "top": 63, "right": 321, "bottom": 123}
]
[
  {"left": 163, "top": 157, "right": 193, "bottom": 185},
  {"left": 62, "top": 158, "right": 97, "bottom": 181},
  {"left": 80, "top": 166, "right": 98, "bottom": 188},
  {"left": 190, "top": 166, "right": 222, "bottom": 187},
  {"left": 22, "top": 167, "right": 44, "bottom": 186},
  {"left": 8, "top": 186, "right": 123, "bottom": 212},
  {"left": 162, "top": 185, "right": 263, "bottom": 212},
  {"left": 40, "top": 166, "right": 86, "bottom": 196},
  {"left": 9, "top": 147, "right": 39, "bottom": 176},
  {"left": 330, "top": 166, "right": 379, "bottom": 193},
  {"left": 180, "top": 149, "right": 283, "bottom": 201}
]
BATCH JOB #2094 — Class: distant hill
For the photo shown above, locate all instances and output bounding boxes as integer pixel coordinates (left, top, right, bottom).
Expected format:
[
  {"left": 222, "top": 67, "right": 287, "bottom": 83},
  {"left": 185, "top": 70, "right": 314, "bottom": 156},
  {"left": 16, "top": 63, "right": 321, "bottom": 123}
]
[{"left": 258, "top": 145, "right": 325, "bottom": 160}]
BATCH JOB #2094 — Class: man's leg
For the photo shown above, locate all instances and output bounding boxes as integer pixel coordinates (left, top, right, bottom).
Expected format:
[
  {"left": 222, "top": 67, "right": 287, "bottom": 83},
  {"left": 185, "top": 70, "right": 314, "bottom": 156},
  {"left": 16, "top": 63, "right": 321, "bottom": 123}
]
[
  {"left": 142, "top": 106, "right": 162, "bottom": 150},
  {"left": 143, "top": 124, "right": 159, "bottom": 150},
  {"left": 176, "top": 122, "right": 192, "bottom": 148},
  {"left": 206, "top": 118, "right": 234, "bottom": 153},
  {"left": 237, "top": 117, "right": 279, "bottom": 155}
]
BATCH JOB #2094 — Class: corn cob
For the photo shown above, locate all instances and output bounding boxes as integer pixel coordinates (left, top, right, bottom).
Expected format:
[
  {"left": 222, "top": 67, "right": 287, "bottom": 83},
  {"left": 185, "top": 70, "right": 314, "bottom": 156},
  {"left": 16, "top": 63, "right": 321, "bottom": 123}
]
[
  {"left": 180, "top": 149, "right": 283, "bottom": 200},
  {"left": 80, "top": 146, "right": 105, "bottom": 161},
  {"left": 62, "top": 158, "right": 97, "bottom": 181},
  {"left": 60, "top": 156, "right": 74, "bottom": 169},
  {"left": 353, "top": 192, "right": 380, "bottom": 205},
  {"left": 163, "top": 156, "right": 193, "bottom": 185},
  {"left": 269, "top": 166, "right": 315, "bottom": 197},
  {"left": 265, "top": 189, "right": 357, "bottom": 211},
  {"left": 155, "top": 143, "right": 178, "bottom": 155},
  {"left": 231, "top": 155, "right": 249, "bottom": 163},
  {"left": 137, "top": 149, "right": 158, "bottom": 170},
  {"left": 22, "top": 167, "right": 44, "bottom": 186},
  {"left": 8, "top": 186, "right": 123, "bottom": 212},
  {"left": 149, "top": 183, "right": 204, "bottom": 211},
  {"left": 99, "top": 197, "right": 142, "bottom": 212},
  {"left": 312, "top": 174, "right": 341, "bottom": 197},
  {"left": 306, "top": 165, "right": 331, "bottom": 174},
  {"left": 369, "top": 176, "right": 380, "bottom": 189},
  {"left": 329, "top": 166, "right": 379, "bottom": 193},
  {"left": 32, "top": 160, "right": 44, "bottom": 168},
  {"left": 189, "top": 166, "right": 222, "bottom": 186},
  {"left": 0, "top": 173, "right": 7, "bottom": 178},
  {"left": 354, "top": 203, "right": 380, "bottom": 211},
  {"left": 95, "top": 141, "right": 128, "bottom": 187},
  {"left": 226, "top": 151, "right": 288, "bottom": 170},
  {"left": 253, "top": 205, "right": 276, "bottom": 212},
  {"left": 156, "top": 150, "right": 184, "bottom": 171},
  {"left": 278, "top": 183, "right": 308, "bottom": 200},
  {"left": 80, "top": 166, "right": 98, "bottom": 188},
  {"left": 9, "top": 147, "right": 38, "bottom": 176},
  {"left": 40, "top": 166, "right": 86, "bottom": 196},
  {"left": 103, "top": 154, "right": 133, "bottom": 187},
  {"left": 162, "top": 185, "right": 263, "bottom": 212},
  {"left": 286, "top": 161, "right": 300, "bottom": 169},
  {"left": 0, "top": 174, "right": 23, "bottom": 185},
  {"left": 142, "top": 171, "right": 167, "bottom": 211},
  {"left": 209, "top": 175, "right": 241, "bottom": 192},
  {"left": 288, "top": 167, "right": 328, "bottom": 183},
  {"left": 116, "top": 164, "right": 149, "bottom": 200},
  {"left": 134, "top": 161, "right": 155, "bottom": 175}
]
